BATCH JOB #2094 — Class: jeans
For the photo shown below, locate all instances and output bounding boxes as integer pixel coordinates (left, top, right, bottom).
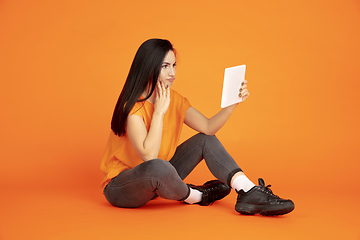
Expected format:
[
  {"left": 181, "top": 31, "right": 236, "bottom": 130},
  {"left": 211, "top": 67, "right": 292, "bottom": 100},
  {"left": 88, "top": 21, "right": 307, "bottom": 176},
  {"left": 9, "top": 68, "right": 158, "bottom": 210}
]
[{"left": 103, "top": 133, "right": 242, "bottom": 208}]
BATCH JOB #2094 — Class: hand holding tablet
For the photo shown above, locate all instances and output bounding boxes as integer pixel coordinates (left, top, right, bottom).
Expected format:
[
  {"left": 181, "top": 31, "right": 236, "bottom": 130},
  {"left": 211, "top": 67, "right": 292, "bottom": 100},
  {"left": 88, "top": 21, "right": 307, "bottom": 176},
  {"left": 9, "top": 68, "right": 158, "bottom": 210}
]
[{"left": 221, "top": 65, "right": 247, "bottom": 108}]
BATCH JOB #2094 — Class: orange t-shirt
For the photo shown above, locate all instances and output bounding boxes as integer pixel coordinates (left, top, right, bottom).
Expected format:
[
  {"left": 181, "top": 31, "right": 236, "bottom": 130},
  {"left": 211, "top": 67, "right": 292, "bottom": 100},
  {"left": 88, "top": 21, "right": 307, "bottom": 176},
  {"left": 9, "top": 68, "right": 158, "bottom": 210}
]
[{"left": 100, "top": 89, "right": 191, "bottom": 189}]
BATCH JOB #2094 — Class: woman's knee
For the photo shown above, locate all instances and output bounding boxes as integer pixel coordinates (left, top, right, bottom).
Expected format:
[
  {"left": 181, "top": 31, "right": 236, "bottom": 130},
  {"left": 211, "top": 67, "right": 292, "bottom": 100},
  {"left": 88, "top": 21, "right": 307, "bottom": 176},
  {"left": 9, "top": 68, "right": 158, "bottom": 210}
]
[
  {"left": 193, "top": 133, "right": 219, "bottom": 146},
  {"left": 139, "top": 159, "right": 177, "bottom": 178},
  {"left": 193, "top": 132, "right": 217, "bottom": 141}
]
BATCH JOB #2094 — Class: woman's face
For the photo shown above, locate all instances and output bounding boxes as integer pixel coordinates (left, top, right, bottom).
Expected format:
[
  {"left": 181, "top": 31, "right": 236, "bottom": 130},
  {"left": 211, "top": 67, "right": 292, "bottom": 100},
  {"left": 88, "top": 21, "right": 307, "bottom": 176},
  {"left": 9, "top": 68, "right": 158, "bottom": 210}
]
[{"left": 158, "top": 50, "right": 176, "bottom": 88}]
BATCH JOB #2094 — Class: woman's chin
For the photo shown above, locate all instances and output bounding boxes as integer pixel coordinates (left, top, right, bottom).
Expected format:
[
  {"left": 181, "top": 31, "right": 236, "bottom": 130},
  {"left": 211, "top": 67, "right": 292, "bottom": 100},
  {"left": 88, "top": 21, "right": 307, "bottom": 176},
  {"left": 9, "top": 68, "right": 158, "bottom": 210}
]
[{"left": 164, "top": 82, "right": 173, "bottom": 88}]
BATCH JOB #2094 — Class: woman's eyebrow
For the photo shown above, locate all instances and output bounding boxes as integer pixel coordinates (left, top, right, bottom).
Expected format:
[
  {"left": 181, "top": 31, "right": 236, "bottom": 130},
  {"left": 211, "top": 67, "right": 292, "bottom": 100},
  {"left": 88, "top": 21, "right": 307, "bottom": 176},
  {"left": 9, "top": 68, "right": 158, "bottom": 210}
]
[{"left": 162, "top": 62, "right": 176, "bottom": 65}]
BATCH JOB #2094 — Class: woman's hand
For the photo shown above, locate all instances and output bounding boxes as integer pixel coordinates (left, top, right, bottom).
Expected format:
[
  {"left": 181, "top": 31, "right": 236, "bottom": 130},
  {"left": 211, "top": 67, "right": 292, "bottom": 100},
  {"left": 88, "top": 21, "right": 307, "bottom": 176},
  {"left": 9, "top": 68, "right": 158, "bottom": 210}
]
[
  {"left": 153, "top": 81, "right": 170, "bottom": 116},
  {"left": 126, "top": 81, "right": 170, "bottom": 161},
  {"left": 239, "top": 80, "right": 250, "bottom": 102}
]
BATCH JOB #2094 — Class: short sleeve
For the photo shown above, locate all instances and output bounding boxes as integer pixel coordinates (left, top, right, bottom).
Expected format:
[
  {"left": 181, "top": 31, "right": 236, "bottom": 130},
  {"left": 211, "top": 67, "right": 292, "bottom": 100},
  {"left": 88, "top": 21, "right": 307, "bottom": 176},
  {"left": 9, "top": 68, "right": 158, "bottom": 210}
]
[
  {"left": 181, "top": 97, "right": 191, "bottom": 115},
  {"left": 129, "top": 102, "right": 144, "bottom": 117}
]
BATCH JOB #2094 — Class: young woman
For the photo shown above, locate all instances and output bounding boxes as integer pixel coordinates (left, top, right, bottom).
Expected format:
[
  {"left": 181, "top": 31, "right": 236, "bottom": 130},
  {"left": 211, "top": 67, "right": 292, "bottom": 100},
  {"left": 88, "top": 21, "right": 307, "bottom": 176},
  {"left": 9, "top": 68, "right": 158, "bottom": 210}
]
[{"left": 100, "top": 38, "right": 294, "bottom": 215}]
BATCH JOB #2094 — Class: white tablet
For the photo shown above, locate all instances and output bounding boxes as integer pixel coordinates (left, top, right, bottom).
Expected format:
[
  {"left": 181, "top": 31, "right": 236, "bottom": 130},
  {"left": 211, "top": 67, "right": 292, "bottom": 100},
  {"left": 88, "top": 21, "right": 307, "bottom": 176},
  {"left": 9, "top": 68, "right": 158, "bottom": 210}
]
[{"left": 221, "top": 65, "right": 246, "bottom": 108}]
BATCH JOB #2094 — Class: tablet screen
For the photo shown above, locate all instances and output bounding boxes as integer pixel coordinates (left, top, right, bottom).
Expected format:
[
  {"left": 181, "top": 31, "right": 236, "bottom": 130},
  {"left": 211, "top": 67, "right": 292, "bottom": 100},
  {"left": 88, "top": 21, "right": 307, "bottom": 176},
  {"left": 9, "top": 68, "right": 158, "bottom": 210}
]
[{"left": 221, "top": 65, "right": 246, "bottom": 108}]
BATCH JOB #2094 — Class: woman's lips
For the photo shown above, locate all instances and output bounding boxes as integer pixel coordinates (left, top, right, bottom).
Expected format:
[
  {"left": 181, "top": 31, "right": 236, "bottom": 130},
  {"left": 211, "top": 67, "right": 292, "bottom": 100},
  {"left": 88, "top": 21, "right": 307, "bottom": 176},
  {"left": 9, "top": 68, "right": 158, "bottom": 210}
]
[{"left": 167, "top": 78, "right": 175, "bottom": 82}]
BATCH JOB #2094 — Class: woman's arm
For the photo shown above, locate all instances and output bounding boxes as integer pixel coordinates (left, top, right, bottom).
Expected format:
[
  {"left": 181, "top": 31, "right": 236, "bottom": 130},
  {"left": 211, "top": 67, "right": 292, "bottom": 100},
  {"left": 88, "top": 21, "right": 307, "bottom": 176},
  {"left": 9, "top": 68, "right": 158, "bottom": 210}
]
[
  {"left": 184, "top": 80, "right": 249, "bottom": 135},
  {"left": 126, "top": 81, "right": 170, "bottom": 161},
  {"left": 184, "top": 105, "right": 237, "bottom": 135}
]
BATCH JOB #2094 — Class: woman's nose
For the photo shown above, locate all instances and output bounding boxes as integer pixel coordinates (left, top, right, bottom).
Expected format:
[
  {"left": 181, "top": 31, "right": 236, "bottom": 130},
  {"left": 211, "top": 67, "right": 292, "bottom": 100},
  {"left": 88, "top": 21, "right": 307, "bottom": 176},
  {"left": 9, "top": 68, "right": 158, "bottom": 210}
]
[{"left": 169, "top": 66, "right": 175, "bottom": 76}]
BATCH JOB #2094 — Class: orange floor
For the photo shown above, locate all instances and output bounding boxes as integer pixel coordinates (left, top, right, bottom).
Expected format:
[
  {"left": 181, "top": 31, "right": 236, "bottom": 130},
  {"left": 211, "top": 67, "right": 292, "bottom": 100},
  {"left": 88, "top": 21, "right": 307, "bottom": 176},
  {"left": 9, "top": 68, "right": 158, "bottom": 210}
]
[
  {"left": 1, "top": 0, "right": 360, "bottom": 239},
  {"left": 1, "top": 184, "right": 359, "bottom": 240}
]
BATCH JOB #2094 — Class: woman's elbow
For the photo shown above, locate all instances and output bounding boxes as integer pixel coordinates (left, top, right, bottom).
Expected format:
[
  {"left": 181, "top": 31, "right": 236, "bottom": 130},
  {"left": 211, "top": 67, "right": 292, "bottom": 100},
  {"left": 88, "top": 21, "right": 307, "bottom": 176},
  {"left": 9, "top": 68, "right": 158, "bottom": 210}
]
[
  {"left": 202, "top": 128, "right": 217, "bottom": 136},
  {"left": 140, "top": 152, "right": 159, "bottom": 162},
  {"left": 204, "top": 131, "right": 216, "bottom": 136}
]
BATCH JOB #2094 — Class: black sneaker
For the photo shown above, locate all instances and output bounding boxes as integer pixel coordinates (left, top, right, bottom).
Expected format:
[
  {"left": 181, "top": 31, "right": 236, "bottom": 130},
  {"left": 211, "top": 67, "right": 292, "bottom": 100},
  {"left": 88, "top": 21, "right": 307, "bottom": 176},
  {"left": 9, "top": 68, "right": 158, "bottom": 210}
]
[
  {"left": 235, "top": 178, "right": 294, "bottom": 216},
  {"left": 188, "top": 180, "right": 231, "bottom": 206}
]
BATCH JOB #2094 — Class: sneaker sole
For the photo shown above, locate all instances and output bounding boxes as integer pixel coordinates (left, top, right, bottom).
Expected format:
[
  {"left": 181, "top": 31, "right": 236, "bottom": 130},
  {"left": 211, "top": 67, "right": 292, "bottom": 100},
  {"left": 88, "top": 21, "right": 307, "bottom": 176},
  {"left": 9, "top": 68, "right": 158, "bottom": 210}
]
[{"left": 235, "top": 202, "right": 295, "bottom": 216}]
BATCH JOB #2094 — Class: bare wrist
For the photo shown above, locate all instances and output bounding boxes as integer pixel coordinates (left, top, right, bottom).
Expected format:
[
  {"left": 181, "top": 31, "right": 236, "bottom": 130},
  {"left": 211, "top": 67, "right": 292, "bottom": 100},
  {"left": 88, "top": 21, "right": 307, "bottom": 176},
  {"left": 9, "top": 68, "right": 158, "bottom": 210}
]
[{"left": 153, "top": 111, "right": 165, "bottom": 117}]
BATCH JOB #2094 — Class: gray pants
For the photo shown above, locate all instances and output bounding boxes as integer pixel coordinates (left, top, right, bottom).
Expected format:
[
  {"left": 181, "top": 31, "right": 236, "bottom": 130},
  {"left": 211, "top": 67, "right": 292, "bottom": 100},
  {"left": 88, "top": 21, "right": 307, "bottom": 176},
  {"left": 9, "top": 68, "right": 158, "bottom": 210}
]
[{"left": 103, "top": 133, "right": 242, "bottom": 208}]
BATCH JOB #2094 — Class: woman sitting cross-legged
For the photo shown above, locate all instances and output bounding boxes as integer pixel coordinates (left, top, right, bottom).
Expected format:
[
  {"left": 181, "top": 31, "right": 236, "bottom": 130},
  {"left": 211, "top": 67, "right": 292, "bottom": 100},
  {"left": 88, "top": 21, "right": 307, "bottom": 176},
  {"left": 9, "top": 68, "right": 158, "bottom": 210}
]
[{"left": 100, "top": 38, "right": 295, "bottom": 216}]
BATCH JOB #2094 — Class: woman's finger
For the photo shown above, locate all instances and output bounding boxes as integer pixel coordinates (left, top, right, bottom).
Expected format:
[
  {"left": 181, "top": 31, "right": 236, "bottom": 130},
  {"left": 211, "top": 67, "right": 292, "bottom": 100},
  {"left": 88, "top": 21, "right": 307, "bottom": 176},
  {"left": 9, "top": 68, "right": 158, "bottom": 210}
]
[
  {"left": 239, "top": 88, "right": 248, "bottom": 94},
  {"left": 240, "top": 91, "right": 250, "bottom": 100},
  {"left": 167, "top": 84, "right": 170, "bottom": 98},
  {"left": 156, "top": 81, "right": 162, "bottom": 98},
  {"left": 160, "top": 81, "right": 165, "bottom": 92},
  {"left": 162, "top": 81, "right": 167, "bottom": 97},
  {"left": 239, "top": 84, "right": 247, "bottom": 92},
  {"left": 239, "top": 89, "right": 249, "bottom": 97}
]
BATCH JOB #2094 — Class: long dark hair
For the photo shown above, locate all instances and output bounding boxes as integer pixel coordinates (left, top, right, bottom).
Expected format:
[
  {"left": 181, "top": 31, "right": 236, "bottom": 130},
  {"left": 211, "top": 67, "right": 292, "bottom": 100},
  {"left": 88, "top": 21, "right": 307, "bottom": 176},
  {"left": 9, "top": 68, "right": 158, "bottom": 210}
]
[{"left": 111, "top": 38, "right": 175, "bottom": 136}]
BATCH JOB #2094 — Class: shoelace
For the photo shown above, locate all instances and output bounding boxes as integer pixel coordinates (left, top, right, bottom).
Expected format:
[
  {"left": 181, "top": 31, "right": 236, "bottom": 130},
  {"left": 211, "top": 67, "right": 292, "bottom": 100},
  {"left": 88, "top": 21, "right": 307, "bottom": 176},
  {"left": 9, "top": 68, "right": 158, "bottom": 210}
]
[{"left": 258, "top": 178, "right": 279, "bottom": 199}]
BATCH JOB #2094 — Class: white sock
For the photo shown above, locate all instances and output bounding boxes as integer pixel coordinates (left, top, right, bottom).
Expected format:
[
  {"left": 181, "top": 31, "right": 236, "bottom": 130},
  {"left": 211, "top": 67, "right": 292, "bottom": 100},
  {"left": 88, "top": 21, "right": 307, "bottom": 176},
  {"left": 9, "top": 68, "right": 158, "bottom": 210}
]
[
  {"left": 231, "top": 174, "right": 256, "bottom": 192},
  {"left": 184, "top": 188, "right": 203, "bottom": 204}
]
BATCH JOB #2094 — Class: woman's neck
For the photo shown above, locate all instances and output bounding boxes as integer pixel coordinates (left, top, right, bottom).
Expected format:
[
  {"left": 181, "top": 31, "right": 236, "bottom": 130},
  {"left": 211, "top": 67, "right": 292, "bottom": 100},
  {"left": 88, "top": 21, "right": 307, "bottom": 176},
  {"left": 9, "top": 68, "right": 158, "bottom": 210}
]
[{"left": 142, "top": 91, "right": 156, "bottom": 104}]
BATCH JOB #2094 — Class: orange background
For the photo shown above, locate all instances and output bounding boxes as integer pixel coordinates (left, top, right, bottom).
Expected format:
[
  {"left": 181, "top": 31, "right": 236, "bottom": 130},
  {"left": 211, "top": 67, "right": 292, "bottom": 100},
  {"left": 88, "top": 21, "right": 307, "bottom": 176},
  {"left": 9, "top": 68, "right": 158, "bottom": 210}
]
[{"left": 1, "top": 0, "right": 359, "bottom": 239}]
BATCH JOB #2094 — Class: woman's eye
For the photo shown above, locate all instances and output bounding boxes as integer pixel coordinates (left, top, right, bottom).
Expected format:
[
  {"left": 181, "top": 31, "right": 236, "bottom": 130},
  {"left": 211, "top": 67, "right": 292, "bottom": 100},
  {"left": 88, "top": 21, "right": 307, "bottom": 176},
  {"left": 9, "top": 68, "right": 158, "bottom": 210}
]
[{"left": 162, "top": 65, "right": 167, "bottom": 69}]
